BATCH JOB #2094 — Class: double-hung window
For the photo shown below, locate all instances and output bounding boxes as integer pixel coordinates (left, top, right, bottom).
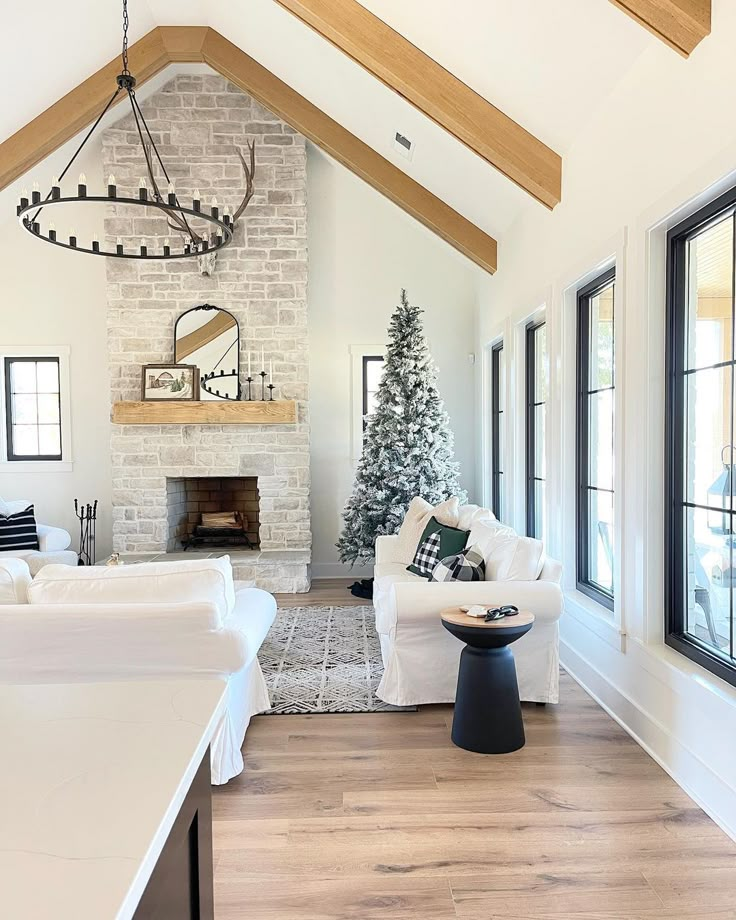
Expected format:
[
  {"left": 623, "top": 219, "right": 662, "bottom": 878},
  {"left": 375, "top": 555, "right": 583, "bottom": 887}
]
[
  {"left": 3, "top": 356, "right": 62, "bottom": 461},
  {"left": 490, "top": 341, "right": 505, "bottom": 520},
  {"left": 666, "top": 187, "right": 736, "bottom": 685},
  {"left": 576, "top": 269, "right": 615, "bottom": 608},
  {"left": 526, "top": 320, "right": 547, "bottom": 538}
]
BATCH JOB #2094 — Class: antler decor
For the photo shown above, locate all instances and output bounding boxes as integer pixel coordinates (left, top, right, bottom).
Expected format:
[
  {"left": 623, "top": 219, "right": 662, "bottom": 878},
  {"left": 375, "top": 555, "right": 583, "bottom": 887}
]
[{"left": 141, "top": 140, "right": 257, "bottom": 275}]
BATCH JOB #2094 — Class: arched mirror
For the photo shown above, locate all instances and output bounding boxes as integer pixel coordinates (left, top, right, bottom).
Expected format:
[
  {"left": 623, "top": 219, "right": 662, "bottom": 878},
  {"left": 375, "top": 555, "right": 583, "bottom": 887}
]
[{"left": 174, "top": 304, "right": 240, "bottom": 400}]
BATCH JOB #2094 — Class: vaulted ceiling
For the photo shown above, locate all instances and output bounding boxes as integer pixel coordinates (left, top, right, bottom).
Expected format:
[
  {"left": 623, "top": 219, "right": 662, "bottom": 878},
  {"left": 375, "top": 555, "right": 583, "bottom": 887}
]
[{"left": 1, "top": 0, "right": 694, "bottom": 269}]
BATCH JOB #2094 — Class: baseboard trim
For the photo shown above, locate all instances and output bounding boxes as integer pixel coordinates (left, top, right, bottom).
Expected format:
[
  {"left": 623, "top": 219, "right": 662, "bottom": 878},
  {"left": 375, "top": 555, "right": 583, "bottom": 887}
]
[
  {"left": 311, "top": 562, "right": 374, "bottom": 580},
  {"left": 561, "top": 638, "right": 736, "bottom": 843}
]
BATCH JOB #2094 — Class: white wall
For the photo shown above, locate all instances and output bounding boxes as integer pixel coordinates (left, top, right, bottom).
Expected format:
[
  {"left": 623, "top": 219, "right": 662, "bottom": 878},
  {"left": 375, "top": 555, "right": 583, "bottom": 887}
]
[
  {"left": 0, "top": 138, "right": 112, "bottom": 557},
  {"left": 477, "top": 0, "right": 736, "bottom": 839},
  {"left": 308, "top": 146, "right": 481, "bottom": 577}
]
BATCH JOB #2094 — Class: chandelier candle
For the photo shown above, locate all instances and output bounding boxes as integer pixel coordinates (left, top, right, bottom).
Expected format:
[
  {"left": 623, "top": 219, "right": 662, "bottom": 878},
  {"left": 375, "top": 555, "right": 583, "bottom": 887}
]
[
  {"left": 108, "top": 175, "right": 116, "bottom": 197},
  {"left": 78, "top": 174, "right": 87, "bottom": 197}
]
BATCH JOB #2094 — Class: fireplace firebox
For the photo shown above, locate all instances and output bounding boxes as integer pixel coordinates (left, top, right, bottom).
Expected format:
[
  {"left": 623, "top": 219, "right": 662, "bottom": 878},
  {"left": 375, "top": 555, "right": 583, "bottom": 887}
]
[{"left": 166, "top": 477, "right": 260, "bottom": 552}]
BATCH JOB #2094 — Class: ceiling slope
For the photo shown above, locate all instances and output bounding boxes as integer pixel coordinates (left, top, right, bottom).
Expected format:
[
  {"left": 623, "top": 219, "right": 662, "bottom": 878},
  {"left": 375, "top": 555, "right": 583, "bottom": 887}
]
[
  {"left": 0, "top": 26, "right": 497, "bottom": 273},
  {"left": 273, "top": 0, "right": 562, "bottom": 209}
]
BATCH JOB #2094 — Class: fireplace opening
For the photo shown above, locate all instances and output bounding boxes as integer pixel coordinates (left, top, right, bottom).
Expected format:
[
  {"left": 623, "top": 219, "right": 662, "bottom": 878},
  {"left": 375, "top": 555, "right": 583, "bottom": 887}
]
[{"left": 166, "top": 477, "right": 260, "bottom": 552}]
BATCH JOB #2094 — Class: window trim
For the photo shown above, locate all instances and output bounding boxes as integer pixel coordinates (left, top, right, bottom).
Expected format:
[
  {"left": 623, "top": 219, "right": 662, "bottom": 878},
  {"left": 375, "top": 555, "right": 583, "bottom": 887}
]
[
  {"left": 0, "top": 345, "right": 72, "bottom": 471},
  {"left": 576, "top": 267, "right": 616, "bottom": 611},
  {"left": 525, "top": 319, "right": 546, "bottom": 538},
  {"left": 4, "top": 356, "right": 63, "bottom": 462},
  {"left": 490, "top": 340, "right": 504, "bottom": 520},
  {"left": 665, "top": 184, "right": 736, "bottom": 688}
]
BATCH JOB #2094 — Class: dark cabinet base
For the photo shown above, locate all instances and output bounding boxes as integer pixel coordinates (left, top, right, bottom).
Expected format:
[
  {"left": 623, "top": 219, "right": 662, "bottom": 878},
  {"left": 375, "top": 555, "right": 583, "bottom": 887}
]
[{"left": 134, "top": 748, "right": 214, "bottom": 920}]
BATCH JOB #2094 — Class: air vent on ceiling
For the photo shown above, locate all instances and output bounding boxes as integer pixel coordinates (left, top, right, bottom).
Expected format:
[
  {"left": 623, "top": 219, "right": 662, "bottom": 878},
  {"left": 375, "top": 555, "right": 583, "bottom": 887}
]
[{"left": 393, "top": 131, "right": 414, "bottom": 161}]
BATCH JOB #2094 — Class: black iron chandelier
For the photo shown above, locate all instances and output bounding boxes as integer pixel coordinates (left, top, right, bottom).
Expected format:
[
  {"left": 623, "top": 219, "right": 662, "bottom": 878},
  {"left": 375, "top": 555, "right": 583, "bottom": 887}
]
[{"left": 16, "top": 0, "right": 254, "bottom": 261}]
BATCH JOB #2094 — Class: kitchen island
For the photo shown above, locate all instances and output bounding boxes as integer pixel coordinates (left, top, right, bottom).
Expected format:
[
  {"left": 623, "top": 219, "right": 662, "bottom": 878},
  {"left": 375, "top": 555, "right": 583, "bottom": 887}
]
[{"left": 0, "top": 678, "right": 227, "bottom": 919}]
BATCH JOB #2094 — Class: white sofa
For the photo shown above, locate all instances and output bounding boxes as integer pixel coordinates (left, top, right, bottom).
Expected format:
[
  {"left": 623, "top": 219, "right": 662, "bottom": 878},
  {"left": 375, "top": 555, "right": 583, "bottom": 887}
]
[
  {"left": 0, "top": 556, "right": 276, "bottom": 784},
  {"left": 373, "top": 530, "right": 564, "bottom": 707}
]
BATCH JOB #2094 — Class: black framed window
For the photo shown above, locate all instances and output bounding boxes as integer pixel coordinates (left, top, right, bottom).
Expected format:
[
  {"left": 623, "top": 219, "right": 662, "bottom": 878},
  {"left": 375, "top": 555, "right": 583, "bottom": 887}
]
[
  {"left": 3, "top": 357, "right": 62, "bottom": 461},
  {"left": 490, "top": 341, "right": 505, "bottom": 520},
  {"left": 576, "top": 269, "right": 615, "bottom": 609},
  {"left": 666, "top": 186, "right": 736, "bottom": 686},
  {"left": 526, "top": 320, "right": 547, "bottom": 538},
  {"left": 362, "top": 355, "right": 384, "bottom": 432}
]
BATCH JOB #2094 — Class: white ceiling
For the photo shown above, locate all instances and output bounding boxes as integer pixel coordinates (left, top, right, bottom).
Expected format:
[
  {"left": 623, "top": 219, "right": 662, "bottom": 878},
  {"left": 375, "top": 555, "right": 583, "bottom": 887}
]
[{"left": 1, "top": 0, "right": 655, "bottom": 243}]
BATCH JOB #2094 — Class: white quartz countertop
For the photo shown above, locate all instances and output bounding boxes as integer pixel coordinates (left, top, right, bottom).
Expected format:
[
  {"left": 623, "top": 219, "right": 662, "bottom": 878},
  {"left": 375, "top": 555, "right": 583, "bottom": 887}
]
[{"left": 0, "top": 678, "right": 227, "bottom": 920}]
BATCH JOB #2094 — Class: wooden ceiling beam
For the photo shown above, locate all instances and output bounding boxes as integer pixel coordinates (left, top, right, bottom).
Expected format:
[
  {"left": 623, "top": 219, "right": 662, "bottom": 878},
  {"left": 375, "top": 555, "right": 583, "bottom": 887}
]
[
  {"left": 0, "top": 25, "right": 497, "bottom": 273},
  {"left": 200, "top": 29, "right": 496, "bottom": 272},
  {"left": 273, "top": 0, "right": 562, "bottom": 209},
  {"left": 609, "top": 0, "right": 711, "bottom": 56}
]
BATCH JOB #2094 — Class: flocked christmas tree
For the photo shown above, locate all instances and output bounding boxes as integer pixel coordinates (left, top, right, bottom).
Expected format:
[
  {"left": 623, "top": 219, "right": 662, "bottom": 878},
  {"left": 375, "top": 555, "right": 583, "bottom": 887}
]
[{"left": 337, "top": 289, "right": 466, "bottom": 566}]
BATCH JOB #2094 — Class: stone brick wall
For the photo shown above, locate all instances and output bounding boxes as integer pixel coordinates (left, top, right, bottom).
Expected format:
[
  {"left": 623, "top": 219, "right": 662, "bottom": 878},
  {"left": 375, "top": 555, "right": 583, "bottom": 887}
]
[{"left": 102, "top": 74, "right": 310, "bottom": 558}]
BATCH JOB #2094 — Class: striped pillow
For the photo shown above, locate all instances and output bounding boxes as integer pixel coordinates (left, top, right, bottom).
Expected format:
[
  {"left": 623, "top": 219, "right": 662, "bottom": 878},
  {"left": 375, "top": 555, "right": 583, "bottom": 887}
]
[{"left": 0, "top": 504, "right": 39, "bottom": 551}]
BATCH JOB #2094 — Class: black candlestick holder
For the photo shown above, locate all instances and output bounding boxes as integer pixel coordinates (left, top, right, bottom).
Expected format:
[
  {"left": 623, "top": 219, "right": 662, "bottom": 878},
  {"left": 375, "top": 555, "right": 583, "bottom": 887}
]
[
  {"left": 245, "top": 376, "right": 253, "bottom": 400},
  {"left": 260, "top": 370, "right": 267, "bottom": 401},
  {"left": 267, "top": 383, "right": 275, "bottom": 400}
]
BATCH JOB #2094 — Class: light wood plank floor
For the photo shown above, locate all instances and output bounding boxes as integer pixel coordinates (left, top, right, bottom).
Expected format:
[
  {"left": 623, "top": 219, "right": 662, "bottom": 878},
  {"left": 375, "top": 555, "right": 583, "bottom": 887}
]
[{"left": 212, "top": 580, "right": 736, "bottom": 919}]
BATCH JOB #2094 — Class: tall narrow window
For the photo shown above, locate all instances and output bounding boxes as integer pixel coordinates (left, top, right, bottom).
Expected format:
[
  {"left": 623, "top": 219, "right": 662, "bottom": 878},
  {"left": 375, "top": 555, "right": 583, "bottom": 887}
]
[
  {"left": 526, "top": 320, "right": 547, "bottom": 538},
  {"left": 3, "top": 357, "right": 62, "bottom": 461},
  {"left": 362, "top": 355, "right": 385, "bottom": 431},
  {"left": 577, "top": 269, "right": 615, "bottom": 608},
  {"left": 667, "top": 188, "right": 736, "bottom": 686},
  {"left": 490, "top": 341, "right": 505, "bottom": 519}
]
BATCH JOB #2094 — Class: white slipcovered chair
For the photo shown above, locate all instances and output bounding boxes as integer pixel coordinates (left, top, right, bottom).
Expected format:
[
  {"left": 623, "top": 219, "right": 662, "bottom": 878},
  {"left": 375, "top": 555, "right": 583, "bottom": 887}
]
[
  {"left": 373, "top": 504, "right": 564, "bottom": 707},
  {"left": 0, "top": 556, "right": 276, "bottom": 784},
  {"left": 0, "top": 497, "right": 76, "bottom": 573}
]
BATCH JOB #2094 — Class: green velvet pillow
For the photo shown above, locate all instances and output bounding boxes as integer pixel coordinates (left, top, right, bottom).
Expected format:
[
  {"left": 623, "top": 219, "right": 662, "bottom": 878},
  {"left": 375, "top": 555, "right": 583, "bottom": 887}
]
[{"left": 407, "top": 516, "right": 469, "bottom": 578}]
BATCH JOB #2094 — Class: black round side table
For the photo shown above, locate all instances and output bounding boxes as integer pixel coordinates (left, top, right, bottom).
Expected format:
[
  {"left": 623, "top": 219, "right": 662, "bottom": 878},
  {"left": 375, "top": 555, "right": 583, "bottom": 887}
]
[{"left": 441, "top": 607, "right": 535, "bottom": 754}]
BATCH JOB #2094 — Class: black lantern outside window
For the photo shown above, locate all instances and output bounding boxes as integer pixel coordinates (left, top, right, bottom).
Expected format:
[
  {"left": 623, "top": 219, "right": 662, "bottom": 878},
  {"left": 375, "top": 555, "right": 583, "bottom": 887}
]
[{"left": 707, "top": 445, "right": 735, "bottom": 535}]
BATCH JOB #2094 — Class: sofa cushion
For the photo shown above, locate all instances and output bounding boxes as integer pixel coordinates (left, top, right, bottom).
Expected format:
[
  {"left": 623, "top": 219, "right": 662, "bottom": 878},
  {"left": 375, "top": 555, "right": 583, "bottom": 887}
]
[
  {"left": 0, "top": 558, "right": 32, "bottom": 604},
  {"left": 497, "top": 536, "right": 546, "bottom": 581},
  {"left": 0, "top": 504, "right": 39, "bottom": 552},
  {"left": 431, "top": 544, "right": 485, "bottom": 583},
  {"left": 456, "top": 504, "right": 495, "bottom": 531},
  {"left": 0, "top": 497, "right": 32, "bottom": 517},
  {"left": 28, "top": 555, "right": 236, "bottom": 624},
  {"left": 468, "top": 519, "right": 518, "bottom": 580},
  {"left": 395, "top": 496, "right": 459, "bottom": 563}
]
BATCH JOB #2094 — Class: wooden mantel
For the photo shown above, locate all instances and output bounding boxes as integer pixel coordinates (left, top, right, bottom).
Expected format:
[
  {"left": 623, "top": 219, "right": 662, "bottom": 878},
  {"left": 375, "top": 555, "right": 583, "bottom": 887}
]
[{"left": 112, "top": 400, "right": 297, "bottom": 425}]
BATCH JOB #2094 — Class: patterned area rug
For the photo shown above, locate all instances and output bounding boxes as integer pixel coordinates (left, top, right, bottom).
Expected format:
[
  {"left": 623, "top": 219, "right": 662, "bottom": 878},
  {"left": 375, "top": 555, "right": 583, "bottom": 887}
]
[{"left": 259, "top": 605, "right": 413, "bottom": 714}]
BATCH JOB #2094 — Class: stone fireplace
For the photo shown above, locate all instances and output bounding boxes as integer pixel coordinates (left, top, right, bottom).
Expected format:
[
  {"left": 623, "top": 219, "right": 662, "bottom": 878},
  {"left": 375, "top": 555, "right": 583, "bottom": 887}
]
[
  {"left": 166, "top": 476, "right": 260, "bottom": 551},
  {"left": 104, "top": 73, "right": 310, "bottom": 592}
]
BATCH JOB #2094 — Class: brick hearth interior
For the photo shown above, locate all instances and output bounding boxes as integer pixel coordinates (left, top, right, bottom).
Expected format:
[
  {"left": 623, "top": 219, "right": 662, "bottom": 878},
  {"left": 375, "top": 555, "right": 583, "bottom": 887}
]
[
  {"left": 166, "top": 476, "right": 260, "bottom": 551},
  {"left": 105, "top": 74, "right": 311, "bottom": 592}
]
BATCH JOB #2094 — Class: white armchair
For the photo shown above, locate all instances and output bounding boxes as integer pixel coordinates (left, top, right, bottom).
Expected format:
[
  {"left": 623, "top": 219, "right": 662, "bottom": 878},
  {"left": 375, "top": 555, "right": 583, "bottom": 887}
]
[
  {"left": 0, "top": 506, "right": 76, "bottom": 573},
  {"left": 373, "top": 533, "right": 564, "bottom": 706}
]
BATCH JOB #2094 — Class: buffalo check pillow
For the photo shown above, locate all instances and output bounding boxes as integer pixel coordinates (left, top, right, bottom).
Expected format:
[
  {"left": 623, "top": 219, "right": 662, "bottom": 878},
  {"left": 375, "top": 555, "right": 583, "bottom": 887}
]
[
  {"left": 431, "top": 544, "right": 486, "bottom": 583},
  {"left": 408, "top": 530, "right": 443, "bottom": 579}
]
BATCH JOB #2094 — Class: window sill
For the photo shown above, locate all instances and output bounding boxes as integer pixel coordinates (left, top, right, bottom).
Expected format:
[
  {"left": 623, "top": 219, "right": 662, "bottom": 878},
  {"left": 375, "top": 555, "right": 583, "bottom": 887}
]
[
  {"left": 0, "top": 460, "right": 73, "bottom": 473},
  {"left": 563, "top": 588, "right": 624, "bottom": 650}
]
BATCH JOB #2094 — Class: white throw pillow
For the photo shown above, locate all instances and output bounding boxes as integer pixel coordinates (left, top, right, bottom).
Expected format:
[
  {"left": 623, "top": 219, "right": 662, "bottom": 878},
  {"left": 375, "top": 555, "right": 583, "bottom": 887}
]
[
  {"left": 28, "top": 555, "right": 236, "bottom": 624},
  {"left": 496, "top": 536, "right": 546, "bottom": 581},
  {"left": 395, "top": 496, "right": 460, "bottom": 564},
  {"left": 456, "top": 504, "right": 495, "bottom": 531},
  {"left": 469, "top": 519, "right": 518, "bottom": 581},
  {"left": 0, "top": 496, "right": 31, "bottom": 517}
]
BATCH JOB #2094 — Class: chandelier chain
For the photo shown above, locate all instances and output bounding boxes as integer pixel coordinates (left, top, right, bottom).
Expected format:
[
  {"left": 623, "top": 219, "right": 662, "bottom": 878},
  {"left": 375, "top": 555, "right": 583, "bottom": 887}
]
[{"left": 121, "top": 0, "right": 130, "bottom": 75}]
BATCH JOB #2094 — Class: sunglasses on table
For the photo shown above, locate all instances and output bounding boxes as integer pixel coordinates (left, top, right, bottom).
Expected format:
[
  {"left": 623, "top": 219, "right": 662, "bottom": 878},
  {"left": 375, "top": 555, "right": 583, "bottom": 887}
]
[{"left": 484, "top": 605, "right": 519, "bottom": 622}]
